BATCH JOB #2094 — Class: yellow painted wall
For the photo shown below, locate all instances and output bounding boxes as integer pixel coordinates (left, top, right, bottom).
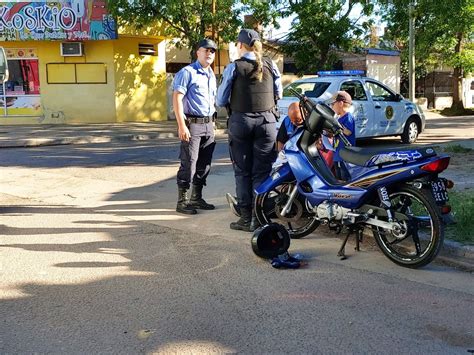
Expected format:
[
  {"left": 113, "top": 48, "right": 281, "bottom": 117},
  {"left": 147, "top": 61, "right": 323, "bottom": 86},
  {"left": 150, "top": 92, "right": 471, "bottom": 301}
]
[
  {"left": 113, "top": 36, "right": 167, "bottom": 122},
  {"left": 0, "top": 41, "right": 117, "bottom": 124},
  {"left": 1, "top": 35, "right": 168, "bottom": 124}
]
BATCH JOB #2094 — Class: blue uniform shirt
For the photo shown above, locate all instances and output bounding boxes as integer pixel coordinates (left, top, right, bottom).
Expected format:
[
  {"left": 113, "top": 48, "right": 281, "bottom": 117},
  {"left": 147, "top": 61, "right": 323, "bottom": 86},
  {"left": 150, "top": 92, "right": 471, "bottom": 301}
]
[
  {"left": 216, "top": 52, "right": 283, "bottom": 107},
  {"left": 333, "top": 112, "right": 356, "bottom": 162},
  {"left": 173, "top": 60, "right": 217, "bottom": 117}
]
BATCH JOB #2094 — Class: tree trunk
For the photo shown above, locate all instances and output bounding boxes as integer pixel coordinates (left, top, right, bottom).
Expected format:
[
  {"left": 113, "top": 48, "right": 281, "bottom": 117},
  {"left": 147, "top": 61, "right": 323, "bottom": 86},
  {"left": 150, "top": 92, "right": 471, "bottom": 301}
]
[
  {"left": 189, "top": 48, "right": 197, "bottom": 62},
  {"left": 451, "top": 32, "right": 464, "bottom": 110}
]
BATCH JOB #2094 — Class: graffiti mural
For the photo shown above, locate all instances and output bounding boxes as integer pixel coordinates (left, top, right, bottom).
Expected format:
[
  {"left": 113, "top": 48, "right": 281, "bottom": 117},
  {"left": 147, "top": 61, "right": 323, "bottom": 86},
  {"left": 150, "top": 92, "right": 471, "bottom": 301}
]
[{"left": 0, "top": 1, "right": 117, "bottom": 41}]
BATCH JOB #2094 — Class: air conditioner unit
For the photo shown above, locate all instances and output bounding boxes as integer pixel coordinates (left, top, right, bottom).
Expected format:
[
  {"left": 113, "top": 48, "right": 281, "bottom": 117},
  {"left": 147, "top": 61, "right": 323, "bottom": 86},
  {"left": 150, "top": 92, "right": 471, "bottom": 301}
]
[{"left": 60, "top": 42, "right": 84, "bottom": 57}]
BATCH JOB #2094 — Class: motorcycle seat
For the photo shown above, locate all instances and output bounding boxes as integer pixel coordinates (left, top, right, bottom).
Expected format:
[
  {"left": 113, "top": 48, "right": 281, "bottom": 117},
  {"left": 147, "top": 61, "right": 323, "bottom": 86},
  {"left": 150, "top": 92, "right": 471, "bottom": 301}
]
[{"left": 340, "top": 145, "right": 437, "bottom": 167}]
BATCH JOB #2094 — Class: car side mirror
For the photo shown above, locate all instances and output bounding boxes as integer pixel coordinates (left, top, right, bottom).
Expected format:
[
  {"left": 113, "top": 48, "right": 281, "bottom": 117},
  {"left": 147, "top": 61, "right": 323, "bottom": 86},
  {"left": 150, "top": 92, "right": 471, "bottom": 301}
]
[
  {"left": 395, "top": 93, "right": 403, "bottom": 102},
  {"left": 0, "top": 47, "right": 9, "bottom": 83}
]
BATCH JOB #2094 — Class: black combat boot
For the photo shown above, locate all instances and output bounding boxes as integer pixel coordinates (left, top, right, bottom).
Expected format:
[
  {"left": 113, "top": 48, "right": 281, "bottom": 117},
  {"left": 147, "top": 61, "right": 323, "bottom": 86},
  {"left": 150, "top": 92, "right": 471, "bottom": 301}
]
[
  {"left": 230, "top": 207, "right": 252, "bottom": 232},
  {"left": 249, "top": 210, "right": 262, "bottom": 232},
  {"left": 176, "top": 187, "right": 197, "bottom": 215},
  {"left": 189, "top": 185, "right": 215, "bottom": 210}
]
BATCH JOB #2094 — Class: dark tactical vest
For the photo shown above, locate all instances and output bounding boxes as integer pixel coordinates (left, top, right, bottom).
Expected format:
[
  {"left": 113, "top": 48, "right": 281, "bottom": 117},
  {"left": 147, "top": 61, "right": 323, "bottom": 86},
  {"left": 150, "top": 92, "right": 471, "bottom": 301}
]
[{"left": 230, "top": 57, "right": 275, "bottom": 113}]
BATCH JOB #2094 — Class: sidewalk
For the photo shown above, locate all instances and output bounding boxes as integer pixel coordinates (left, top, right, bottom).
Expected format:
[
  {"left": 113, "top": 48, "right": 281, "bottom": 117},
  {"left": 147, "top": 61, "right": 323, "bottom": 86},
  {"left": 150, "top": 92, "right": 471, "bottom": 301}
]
[
  {"left": 0, "top": 121, "right": 191, "bottom": 148},
  {"left": 0, "top": 111, "right": 472, "bottom": 149},
  {"left": 0, "top": 113, "right": 473, "bottom": 271}
]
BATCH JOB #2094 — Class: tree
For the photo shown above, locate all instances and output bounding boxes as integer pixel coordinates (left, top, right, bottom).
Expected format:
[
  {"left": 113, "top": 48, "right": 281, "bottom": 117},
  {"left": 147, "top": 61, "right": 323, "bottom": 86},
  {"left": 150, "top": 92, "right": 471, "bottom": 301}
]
[
  {"left": 109, "top": 0, "right": 286, "bottom": 61},
  {"left": 280, "top": 0, "right": 375, "bottom": 75},
  {"left": 380, "top": 0, "right": 474, "bottom": 110},
  {"left": 109, "top": 0, "right": 242, "bottom": 60}
]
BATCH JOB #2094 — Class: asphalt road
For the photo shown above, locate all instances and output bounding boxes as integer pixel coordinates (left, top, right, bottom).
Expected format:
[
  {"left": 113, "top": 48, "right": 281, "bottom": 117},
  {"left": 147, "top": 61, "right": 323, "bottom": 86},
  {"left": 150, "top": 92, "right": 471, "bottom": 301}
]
[{"left": 0, "top": 138, "right": 473, "bottom": 354}]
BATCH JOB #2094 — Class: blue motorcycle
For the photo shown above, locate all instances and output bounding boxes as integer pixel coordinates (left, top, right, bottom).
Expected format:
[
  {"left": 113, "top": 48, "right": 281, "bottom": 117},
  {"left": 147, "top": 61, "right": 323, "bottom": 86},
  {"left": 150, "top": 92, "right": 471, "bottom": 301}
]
[{"left": 254, "top": 90, "right": 453, "bottom": 268}]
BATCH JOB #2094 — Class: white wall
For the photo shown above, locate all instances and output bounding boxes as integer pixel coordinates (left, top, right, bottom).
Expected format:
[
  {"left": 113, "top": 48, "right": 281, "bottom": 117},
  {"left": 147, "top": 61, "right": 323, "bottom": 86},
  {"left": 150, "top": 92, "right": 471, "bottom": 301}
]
[{"left": 366, "top": 54, "right": 400, "bottom": 93}]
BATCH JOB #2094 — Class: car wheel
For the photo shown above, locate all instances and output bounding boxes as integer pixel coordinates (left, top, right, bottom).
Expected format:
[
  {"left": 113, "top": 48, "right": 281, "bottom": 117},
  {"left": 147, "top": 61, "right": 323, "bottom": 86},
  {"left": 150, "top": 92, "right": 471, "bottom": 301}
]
[{"left": 401, "top": 117, "right": 419, "bottom": 144}]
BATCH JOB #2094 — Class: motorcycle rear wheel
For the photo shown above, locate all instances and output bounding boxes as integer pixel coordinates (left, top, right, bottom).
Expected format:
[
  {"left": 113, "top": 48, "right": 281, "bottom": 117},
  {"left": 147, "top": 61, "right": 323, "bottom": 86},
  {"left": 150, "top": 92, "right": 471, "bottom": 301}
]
[
  {"left": 372, "top": 185, "right": 444, "bottom": 268},
  {"left": 255, "top": 181, "right": 320, "bottom": 239}
]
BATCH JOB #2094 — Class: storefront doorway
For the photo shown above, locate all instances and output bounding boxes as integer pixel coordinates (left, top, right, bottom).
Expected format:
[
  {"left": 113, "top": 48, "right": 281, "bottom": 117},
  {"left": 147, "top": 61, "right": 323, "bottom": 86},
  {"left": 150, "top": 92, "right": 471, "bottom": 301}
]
[{"left": 1, "top": 48, "right": 42, "bottom": 117}]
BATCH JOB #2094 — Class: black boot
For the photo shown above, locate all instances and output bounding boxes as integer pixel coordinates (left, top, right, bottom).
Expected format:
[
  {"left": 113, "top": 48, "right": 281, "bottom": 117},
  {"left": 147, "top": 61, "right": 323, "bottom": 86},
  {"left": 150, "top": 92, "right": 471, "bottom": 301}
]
[
  {"left": 249, "top": 210, "right": 262, "bottom": 232},
  {"left": 230, "top": 207, "right": 252, "bottom": 232},
  {"left": 189, "top": 185, "right": 215, "bottom": 210},
  {"left": 176, "top": 187, "right": 197, "bottom": 215}
]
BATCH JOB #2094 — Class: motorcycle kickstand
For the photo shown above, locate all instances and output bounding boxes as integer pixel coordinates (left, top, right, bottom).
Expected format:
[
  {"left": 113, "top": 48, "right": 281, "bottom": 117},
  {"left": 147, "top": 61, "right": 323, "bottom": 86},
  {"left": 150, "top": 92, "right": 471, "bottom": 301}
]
[
  {"left": 355, "top": 228, "right": 363, "bottom": 251},
  {"left": 337, "top": 227, "right": 363, "bottom": 260},
  {"left": 337, "top": 231, "right": 352, "bottom": 260}
]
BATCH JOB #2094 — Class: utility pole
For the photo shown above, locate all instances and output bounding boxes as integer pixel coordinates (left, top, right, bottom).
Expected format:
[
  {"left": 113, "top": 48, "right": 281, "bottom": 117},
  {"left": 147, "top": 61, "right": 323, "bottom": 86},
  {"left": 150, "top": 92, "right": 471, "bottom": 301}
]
[{"left": 408, "top": 1, "right": 415, "bottom": 101}]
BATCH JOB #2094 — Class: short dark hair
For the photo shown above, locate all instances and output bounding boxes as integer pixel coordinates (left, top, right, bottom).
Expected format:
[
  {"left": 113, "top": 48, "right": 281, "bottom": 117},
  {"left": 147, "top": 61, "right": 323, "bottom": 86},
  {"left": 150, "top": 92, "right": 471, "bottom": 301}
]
[{"left": 331, "top": 91, "right": 352, "bottom": 105}]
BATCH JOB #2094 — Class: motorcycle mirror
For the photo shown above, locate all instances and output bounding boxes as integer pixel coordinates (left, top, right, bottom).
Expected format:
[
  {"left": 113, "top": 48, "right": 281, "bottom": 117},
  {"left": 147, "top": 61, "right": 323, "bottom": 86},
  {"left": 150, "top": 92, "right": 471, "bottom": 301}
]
[{"left": 288, "top": 87, "right": 303, "bottom": 99}]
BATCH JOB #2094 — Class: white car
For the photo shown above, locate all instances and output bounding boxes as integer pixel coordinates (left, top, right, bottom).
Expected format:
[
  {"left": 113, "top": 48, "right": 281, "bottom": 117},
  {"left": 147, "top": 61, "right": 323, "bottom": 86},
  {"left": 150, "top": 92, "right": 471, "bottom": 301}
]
[{"left": 278, "top": 71, "right": 425, "bottom": 144}]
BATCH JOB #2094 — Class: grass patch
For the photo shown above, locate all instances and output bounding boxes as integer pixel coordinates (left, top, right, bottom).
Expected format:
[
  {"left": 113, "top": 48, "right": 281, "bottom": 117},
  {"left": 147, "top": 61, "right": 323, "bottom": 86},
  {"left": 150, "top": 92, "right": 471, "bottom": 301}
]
[
  {"left": 439, "top": 107, "right": 474, "bottom": 116},
  {"left": 445, "top": 191, "right": 474, "bottom": 244},
  {"left": 442, "top": 145, "right": 473, "bottom": 153}
]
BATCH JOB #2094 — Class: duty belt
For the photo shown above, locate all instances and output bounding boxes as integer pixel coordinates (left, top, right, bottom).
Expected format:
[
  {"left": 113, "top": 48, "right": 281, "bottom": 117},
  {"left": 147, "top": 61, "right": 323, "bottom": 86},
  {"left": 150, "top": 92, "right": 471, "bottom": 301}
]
[{"left": 186, "top": 115, "right": 215, "bottom": 124}]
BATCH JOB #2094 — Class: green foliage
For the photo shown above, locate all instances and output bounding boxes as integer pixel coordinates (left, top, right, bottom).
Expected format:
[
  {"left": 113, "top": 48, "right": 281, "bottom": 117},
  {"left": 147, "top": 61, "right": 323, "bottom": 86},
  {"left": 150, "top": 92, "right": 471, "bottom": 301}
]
[
  {"left": 380, "top": 0, "right": 474, "bottom": 74},
  {"left": 109, "top": 0, "right": 242, "bottom": 58},
  {"left": 442, "top": 145, "right": 473, "bottom": 153},
  {"left": 439, "top": 106, "right": 474, "bottom": 117},
  {"left": 240, "top": 0, "right": 288, "bottom": 31},
  {"left": 281, "top": 0, "right": 375, "bottom": 75},
  {"left": 446, "top": 191, "right": 474, "bottom": 244}
]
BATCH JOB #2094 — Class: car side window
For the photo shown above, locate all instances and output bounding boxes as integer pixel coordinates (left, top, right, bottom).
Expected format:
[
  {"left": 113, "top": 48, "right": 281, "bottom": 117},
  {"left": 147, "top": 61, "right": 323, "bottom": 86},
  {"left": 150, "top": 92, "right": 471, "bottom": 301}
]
[
  {"left": 340, "top": 80, "right": 367, "bottom": 101},
  {"left": 366, "top": 81, "right": 396, "bottom": 102},
  {"left": 283, "top": 82, "right": 330, "bottom": 98}
]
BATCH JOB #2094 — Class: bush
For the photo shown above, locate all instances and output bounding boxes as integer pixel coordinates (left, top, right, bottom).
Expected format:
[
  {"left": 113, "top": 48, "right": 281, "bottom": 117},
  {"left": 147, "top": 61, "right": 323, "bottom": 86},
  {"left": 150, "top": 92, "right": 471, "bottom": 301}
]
[{"left": 439, "top": 107, "right": 474, "bottom": 116}]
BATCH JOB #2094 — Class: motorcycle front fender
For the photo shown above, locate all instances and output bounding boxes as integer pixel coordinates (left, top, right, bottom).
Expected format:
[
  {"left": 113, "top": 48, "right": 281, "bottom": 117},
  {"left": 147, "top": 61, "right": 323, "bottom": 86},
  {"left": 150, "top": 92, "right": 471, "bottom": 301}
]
[{"left": 255, "top": 163, "right": 295, "bottom": 195}]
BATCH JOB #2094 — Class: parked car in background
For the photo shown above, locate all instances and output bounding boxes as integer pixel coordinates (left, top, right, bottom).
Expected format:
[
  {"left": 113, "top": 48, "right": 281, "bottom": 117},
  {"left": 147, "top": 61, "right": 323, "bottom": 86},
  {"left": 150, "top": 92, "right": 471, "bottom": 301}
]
[{"left": 278, "top": 71, "right": 425, "bottom": 143}]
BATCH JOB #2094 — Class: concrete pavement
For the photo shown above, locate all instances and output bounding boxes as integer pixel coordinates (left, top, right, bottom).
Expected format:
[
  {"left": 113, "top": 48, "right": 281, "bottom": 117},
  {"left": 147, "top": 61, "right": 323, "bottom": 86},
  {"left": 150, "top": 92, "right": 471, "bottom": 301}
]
[{"left": 0, "top": 111, "right": 473, "bottom": 271}]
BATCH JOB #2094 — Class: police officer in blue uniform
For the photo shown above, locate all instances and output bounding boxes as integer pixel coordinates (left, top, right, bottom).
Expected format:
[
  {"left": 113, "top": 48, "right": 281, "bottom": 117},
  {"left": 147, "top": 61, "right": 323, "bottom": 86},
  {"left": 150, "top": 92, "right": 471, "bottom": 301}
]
[
  {"left": 217, "top": 29, "right": 283, "bottom": 231},
  {"left": 173, "top": 39, "right": 218, "bottom": 214}
]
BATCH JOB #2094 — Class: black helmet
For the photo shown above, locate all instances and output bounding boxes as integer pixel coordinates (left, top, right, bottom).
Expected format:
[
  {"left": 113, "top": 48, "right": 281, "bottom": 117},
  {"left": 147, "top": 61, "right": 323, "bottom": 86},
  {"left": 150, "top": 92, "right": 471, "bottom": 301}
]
[{"left": 251, "top": 223, "right": 291, "bottom": 259}]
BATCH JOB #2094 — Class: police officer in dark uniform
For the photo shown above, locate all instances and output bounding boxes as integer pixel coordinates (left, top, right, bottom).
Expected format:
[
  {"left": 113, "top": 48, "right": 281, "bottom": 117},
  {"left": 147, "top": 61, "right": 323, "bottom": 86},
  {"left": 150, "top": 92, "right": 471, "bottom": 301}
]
[
  {"left": 217, "top": 29, "right": 282, "bottom": 231},
  {"left": 173, "top": 39, "right": 218, "bottom": 214}
]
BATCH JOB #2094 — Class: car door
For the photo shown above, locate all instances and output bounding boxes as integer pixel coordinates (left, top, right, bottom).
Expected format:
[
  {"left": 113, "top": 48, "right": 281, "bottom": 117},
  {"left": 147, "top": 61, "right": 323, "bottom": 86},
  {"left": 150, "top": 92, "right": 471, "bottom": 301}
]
[
  {"left": 339, "top": 79, "right": 373, "bottom": 138},
  {"left": 364, "top": 80, "right": 404, "bottom": 136}
]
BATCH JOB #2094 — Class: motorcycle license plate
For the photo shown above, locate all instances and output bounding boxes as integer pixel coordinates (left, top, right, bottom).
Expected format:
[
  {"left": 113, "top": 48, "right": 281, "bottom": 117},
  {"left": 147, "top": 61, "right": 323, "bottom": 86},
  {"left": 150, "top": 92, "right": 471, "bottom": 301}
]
[{"left": 431, "top": 179, "right": 449, "bottom": 204}]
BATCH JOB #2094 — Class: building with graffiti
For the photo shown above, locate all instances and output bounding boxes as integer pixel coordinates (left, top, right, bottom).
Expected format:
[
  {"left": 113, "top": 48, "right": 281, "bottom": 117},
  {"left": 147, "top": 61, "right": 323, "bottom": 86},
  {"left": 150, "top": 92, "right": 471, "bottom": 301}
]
[{"left": 0, "top": 1, "right": 168, "bottom": 124}]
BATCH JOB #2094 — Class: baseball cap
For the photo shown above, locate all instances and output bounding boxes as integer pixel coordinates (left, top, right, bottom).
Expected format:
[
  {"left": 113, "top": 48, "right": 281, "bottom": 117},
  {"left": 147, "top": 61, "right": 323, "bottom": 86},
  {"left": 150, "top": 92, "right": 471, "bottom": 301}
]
[
  {"left": 331, "top": 91, "right": 352, "bottom": 105},
  {"left": 197, "top": 38, "right": 217, "bottom": 51},
  {"left": 237, "top": 29, "right": 260, "bottom": 47}
]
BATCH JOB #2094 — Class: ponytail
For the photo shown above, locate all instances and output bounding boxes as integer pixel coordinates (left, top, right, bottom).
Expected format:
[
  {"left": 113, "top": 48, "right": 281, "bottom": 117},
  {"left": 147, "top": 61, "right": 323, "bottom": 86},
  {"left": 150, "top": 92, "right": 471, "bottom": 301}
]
[{"left": 242, "top": 40, "right": 263, "bottom": 81}]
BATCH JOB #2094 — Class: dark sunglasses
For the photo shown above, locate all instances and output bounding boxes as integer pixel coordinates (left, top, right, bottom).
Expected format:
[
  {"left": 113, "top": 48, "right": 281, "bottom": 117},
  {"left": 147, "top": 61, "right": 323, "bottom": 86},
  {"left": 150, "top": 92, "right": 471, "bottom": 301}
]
[{"left": 202, "top": 48, "right": 216, "bottom": 53}]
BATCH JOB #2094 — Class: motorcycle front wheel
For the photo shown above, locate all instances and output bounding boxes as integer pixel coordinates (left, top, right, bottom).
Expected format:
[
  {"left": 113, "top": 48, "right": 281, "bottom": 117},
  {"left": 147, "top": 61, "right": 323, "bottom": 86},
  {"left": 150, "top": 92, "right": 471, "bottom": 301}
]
[
  {"left": 372, "top": 185, "right": 444, "bottom": 268},
  {"left": 255, "top": 181, "right": 320, "bottom": 239}
]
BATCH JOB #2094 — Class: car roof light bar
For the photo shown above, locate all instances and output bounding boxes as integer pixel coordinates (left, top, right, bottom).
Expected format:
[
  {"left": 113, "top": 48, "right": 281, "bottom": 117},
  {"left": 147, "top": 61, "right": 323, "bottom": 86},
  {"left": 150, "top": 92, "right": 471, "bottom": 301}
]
[{"left": 317, "top": 70, "right": 365, "bottom": 76}]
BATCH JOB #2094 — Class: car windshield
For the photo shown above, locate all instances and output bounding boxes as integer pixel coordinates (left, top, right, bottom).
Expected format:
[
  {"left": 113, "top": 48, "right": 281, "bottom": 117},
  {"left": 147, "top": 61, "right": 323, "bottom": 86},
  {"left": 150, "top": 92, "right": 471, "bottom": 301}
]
[{"left": 283, "top": 81, "right": 330, "bottom": 98}]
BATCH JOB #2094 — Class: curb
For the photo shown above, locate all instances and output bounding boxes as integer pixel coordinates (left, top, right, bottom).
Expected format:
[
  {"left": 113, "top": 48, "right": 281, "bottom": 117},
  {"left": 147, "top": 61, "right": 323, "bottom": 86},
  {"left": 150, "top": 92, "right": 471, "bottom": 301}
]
[{"left": 0, "top": 129, "right": 229, "bottom": 149}]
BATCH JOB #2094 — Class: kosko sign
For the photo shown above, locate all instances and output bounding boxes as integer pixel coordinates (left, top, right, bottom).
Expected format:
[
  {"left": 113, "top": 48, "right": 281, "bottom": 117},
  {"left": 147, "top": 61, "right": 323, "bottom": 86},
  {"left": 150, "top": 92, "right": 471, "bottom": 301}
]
[{"left": 0, "top": 1, "right": 117, "bottom": 41}]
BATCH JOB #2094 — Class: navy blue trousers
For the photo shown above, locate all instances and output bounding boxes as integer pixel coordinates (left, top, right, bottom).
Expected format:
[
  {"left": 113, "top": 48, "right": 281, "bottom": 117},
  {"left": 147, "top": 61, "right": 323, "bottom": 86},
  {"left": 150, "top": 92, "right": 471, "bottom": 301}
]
[
  {"left": 228, "top": 111, "right": 277, "bottom": 209},
  {"left": 177, "top": 122, "right": 216, "bottom": 189}
]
